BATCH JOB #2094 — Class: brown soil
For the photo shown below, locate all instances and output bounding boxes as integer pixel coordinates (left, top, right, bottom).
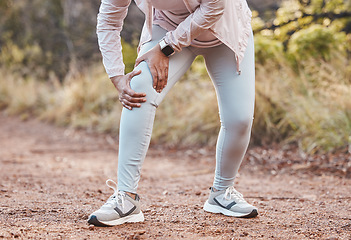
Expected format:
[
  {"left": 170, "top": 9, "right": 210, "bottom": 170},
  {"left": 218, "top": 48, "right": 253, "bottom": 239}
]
[{"left": 0, "top": 113, "right": 350, "bottom": 239}]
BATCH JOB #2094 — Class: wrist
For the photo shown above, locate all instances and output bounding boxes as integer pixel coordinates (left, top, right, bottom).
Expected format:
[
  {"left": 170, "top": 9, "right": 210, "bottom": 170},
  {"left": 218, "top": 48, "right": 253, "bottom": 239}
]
[
  {"left": 110, "top": 74, "right": 124, "bottom": 81},
  {"left": 159, "top": 38, "right": 175, "bottom": 57}
]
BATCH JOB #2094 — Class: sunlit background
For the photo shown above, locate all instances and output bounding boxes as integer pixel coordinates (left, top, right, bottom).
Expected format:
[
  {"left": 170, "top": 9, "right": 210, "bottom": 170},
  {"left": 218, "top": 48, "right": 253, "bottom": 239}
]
[
  {"left": 1, "top": 1, "right": 351, "bottom": 238},
  {"left": 0, "top": 0, "right": 350, "bottom": 153}
]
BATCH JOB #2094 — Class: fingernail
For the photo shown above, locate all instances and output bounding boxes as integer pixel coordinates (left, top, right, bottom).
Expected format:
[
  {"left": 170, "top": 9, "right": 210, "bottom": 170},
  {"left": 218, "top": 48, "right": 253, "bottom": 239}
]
[{"left": 154, "top": 86, "right": 156, "bottom": 89}]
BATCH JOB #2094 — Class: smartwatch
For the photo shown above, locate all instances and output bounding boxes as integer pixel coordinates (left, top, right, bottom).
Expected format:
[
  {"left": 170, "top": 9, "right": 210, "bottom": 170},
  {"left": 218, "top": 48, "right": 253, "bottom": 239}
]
[{"left": 159, "top": 38, "right": 175, "bottom": 57}]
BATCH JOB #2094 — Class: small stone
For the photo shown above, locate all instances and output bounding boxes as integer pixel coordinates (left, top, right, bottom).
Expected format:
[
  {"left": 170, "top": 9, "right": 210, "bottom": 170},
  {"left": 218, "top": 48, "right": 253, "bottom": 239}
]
[
  {"left": 11, "top": 232, "right": 20, "bottom": 238},
  {"left": 136, "top": 230, "right": 146, "bottom": 235},
  {"left": 88, "top": 225, "right": 94, "bottom": 230}
]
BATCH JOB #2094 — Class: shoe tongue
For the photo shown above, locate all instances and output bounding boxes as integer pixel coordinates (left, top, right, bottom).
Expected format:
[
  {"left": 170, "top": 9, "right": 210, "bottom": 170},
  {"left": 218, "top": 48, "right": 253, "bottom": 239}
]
[
  {"left": 110, "top": 193, "right": 118, "bottom": 199},
  {"left": 229, "top": 192, "right": 245, "bottom": 202},
  {"left": 104, "top": 194, "right": 119, "bottom": 206}
]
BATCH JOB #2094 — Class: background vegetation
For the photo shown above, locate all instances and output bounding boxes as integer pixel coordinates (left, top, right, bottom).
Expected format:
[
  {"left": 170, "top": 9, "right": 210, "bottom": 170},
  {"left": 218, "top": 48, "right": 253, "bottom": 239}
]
[{"left": 0, "top": 0, "right": 350, "bottom": 153}]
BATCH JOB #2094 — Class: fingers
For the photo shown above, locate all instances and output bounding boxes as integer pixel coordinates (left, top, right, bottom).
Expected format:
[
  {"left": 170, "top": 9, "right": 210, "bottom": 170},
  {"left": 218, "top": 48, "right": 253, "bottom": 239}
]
[
  {"left": 134, "top": 56, "right": 164, "bottom": 93},
  {"left": 134, "top": 56, "right": 143, "bottom": 68},
  {"left": 161, "top": 68, "right": 168, "bottom": 91},
  {"left": 124, "top": 87, "right": 146, "bottom": 99},
  {"left": 119, "top": 72, "right": 146, "bottom": 110},
  {"left": 150, "top": 67, "right": 159, "bottom": 91},
  {"left": 129, "top": 69, "right": 142, "bottom": 78},
  {"left": 119, "top": 96, "right": 143, "bottom": 110},
  {"left": 119, "top": 87, "right": 147, "bottom": 110},
  {"left": 134, "top": 47, "right": 170, "bottom": 93},
  {"left": 156, "top": 78, "right": 164, "bottom": 93},
  {"left": 156, "top": 68, "right": 168, "bottom": 93},
  {"left": 150, "top": 66, "right": 169, "bottom": 93}
]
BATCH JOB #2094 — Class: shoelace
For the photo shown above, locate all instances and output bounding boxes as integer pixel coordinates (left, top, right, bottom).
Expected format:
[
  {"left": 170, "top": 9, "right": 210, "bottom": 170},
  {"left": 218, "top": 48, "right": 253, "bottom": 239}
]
[
  {"left": 104, "top": 179, "right": 125, "bottom": 211},
  {"left": 223, "top": 186, "right": 245, "bottom": 202}
]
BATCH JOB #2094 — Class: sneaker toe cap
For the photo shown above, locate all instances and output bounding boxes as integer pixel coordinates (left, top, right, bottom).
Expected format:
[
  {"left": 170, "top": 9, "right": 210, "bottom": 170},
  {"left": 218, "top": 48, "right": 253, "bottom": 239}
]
[
  {"left": 88, "top": 210, "right": 120, "bottom": 222},
  {"left": 230, "top": 203, "right": 257, "bottom": 213},
  {"left": 88, "top": 215, "right": 110, "bottom": 227}
]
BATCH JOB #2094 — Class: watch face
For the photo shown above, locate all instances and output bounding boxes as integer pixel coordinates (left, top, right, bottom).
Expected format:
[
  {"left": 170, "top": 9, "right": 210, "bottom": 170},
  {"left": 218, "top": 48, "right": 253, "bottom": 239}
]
[{"left": 163, "top": 45, "right": 174, "bottom": 56}]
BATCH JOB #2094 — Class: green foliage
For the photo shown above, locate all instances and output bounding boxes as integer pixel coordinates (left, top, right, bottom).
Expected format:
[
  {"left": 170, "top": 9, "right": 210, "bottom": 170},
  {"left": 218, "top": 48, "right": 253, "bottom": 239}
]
[
  {"left": 0, "top": 0, "right": 100, "bottom": 80},
  {"left": 288, "top": 24, "right": 346, "bottom": 61},
  {"left": 254, "top": 34, "right": 284, "bottom": 64},
  {"left": 121, "top": 40, "right": 138, "bottom": 74},
  {"left": 253, "top": 0, "right": 351, "bottom": 43},
  {"left": 247, "top": 0, "right": 351, "bottom": 152},
  {"left": 0, "top": 41, "right": 47, "bottom": 78},
  {"left": 252, "top": 0, "right": 351, "bottom": 66},
  {"left": 0, "top": 0, "right": 144, "bottom": 80}
]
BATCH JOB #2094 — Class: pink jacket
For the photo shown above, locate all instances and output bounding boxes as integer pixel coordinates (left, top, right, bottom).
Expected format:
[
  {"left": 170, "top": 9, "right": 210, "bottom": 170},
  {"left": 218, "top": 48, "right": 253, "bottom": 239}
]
[{"left": 97, "top": 0, "right": 252, "bottom": 77}]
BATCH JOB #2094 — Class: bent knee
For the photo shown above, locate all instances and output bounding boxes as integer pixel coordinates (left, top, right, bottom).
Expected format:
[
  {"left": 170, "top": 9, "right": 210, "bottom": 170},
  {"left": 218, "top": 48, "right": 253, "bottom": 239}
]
[{"left": 222, "top": 116, "right": 253, "bottom": 136}]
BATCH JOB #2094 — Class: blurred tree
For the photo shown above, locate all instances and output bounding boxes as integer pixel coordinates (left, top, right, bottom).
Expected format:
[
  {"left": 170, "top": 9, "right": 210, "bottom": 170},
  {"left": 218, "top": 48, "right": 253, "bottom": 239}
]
[
  {"left": 0, "top": 0, "right": 143, "bottom": 80},
  {"left": 247, "top": 0, "right": 283, "bottom": 20},
  {"left": 254, "top": 0, "right": 351, "bottom": 37},
  {"left": 1, "top": 0, "right": 350, "bottom": 80},
  {"left": 252, "top": 0, "right": 351, "bottom": 63}
]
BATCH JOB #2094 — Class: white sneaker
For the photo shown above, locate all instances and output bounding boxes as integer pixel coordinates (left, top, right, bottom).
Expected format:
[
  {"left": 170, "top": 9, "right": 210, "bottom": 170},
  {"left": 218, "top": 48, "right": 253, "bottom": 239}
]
[
  {"left": 203, "top": 186, "right": 258, "bottom": 218},
  {"left": 88, "top": 179, "right": 144, "bottom": 226}
]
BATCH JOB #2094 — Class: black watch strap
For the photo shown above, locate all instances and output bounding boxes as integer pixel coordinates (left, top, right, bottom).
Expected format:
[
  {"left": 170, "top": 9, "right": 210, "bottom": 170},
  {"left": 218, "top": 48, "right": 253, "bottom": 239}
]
[{"left": 159, "top": 39, "right": 174, "bottom": 57}]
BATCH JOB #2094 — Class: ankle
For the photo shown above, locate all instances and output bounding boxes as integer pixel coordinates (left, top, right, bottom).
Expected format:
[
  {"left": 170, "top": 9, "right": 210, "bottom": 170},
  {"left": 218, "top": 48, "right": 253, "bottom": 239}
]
[{"left": 125, "top": 192, "right": 137, "bottom": 200}]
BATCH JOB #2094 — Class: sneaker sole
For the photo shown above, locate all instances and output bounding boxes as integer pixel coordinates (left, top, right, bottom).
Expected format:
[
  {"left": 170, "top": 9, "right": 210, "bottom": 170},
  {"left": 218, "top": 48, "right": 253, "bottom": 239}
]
[
  {"left": 88, "top": 211, "right": 144, "bottom": 227},
  {"left": 203, "top": 200, "right": 258, "bottom": 218}
]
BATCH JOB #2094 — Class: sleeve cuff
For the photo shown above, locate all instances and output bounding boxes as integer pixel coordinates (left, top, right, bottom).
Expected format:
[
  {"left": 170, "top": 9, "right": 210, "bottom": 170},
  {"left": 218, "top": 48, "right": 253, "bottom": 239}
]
[{"left": 106, "top": 67, "right": 125, "bottom": 78}]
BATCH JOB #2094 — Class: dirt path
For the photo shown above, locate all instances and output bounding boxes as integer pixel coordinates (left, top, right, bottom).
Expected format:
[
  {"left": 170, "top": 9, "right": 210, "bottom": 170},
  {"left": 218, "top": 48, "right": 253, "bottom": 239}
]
[{"left": 0, "top": 113, "right": 350, "bottom": 239}]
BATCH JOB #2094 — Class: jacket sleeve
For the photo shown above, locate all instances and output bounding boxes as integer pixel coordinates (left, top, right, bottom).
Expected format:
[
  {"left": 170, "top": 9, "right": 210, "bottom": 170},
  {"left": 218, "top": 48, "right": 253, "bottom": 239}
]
[
  {"left": 96, "top": 0, "right": 131, "bottom": 77},
  {"left": 164, "top": 0, "right": 225, "bottom": 51}
]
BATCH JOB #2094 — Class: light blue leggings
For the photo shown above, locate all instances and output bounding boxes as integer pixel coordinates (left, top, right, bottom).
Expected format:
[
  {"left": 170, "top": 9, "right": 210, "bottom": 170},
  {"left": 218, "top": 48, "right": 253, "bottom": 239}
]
[{"left": 118, "top": 25, "right": 255, "bottom": 193}]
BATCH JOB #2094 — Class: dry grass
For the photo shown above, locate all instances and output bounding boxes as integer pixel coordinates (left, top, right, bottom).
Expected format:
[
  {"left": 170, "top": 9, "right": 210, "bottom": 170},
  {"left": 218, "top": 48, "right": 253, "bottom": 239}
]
[
  {"left": 0, "top": 51, "right": 350, "bottom": 153},
  {"left": 253, "top": 52, "right": 351, "bottom": 153}
]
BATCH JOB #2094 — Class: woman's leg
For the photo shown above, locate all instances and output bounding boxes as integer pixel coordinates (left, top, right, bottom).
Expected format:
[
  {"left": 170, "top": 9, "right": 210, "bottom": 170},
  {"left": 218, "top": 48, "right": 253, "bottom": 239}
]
[
  {"left": 203, "top": 33, "right": 255, "bottom": 190},
  {"left": 117, "top": 25, "right": 196, "bottom": 193}
]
